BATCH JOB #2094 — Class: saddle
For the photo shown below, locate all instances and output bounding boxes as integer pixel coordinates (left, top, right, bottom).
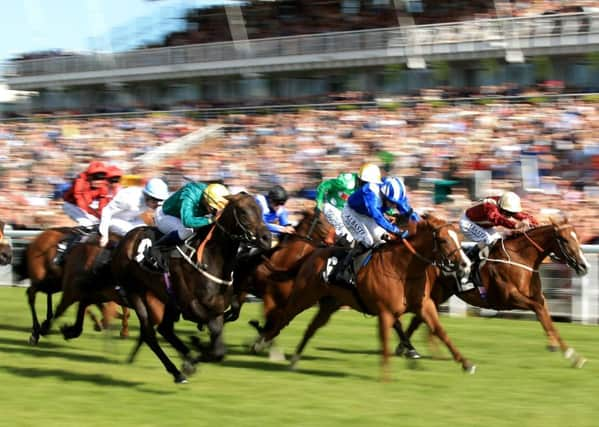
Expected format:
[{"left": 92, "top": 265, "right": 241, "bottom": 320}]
[
  {"left": 53, "top": 225, "right": 100, "bottom": 266},
  {"left": 456, "top": 244, "right": 490, "bottom": 294},
  {"left": 323, "top": 245, "right": 373, "bottom": 288},
  {"left": 136, "top": 229, "right": 192, "bottom": 274}
]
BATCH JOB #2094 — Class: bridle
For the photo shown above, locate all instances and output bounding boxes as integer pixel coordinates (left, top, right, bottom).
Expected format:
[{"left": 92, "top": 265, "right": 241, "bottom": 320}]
[
  {"left": 214, "top": 205, "right": 258, "bottom": 245},
  {"left": 522, "top": 224, "right": 581, "bottom": 269},
  {"left": 401, "top": 222, "right": 464, "bottom": 274}
]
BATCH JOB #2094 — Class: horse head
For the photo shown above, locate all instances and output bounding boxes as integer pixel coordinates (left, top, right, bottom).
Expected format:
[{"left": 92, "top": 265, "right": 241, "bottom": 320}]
[
  {"left": 413, "top": 214, "right": 471, "bottom": 279},
  {"left": 294, "top": 208, "right": 336, "bottom": 245},
  {"left": 548, "top": 217, "right": 589, "bottom": 276},
  {"left": 0, "top": 221, "right": 13, "bottom": 265},
  {"left": 218, "top": 193, "right": 272, "bottom": 251}
]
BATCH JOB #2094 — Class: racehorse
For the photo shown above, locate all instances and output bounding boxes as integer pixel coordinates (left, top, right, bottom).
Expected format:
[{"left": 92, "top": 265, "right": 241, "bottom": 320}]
[
  {"left": 15, "top": 226, "right": 128, "bottom": 344},
  {"left": 111, "top": 192, "right": 271, "bottom": 383},
  {"left": 227, "top": 208, "right": 336, "bottom": 334},
  {"left": 396, "top": 218, "right": 589, "bottom": 368},
  {"left": 255, "top": 214, "right": 473, "bottom": 380},
  {"left": 0, "top": 220, "right": 13, "bottom": 266}
]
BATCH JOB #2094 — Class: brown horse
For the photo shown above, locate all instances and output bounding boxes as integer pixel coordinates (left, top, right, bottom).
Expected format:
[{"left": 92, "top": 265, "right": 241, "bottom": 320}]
[
  {"left": 111, "top": 193, "right": 272, "bottom": 383},
  {"left": 397, "top": 218, "right": 589, "bottom": 368},
  {"left": 0, "top": 220, "right": 13, "bottom": 266},
  {"left": 255, "top": 214, "right": 473, "bottom": 380},
  {"left": 227, "top": 208, "right": 336, "bottom": 333},
  {"left": 15, "top": 226, "right": 128, "bottom": 344}
]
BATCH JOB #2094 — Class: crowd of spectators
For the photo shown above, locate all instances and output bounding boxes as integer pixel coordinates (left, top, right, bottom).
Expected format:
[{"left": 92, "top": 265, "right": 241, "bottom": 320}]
[{"left": 1, "top": 96, "right": 599, "bottom": 243}]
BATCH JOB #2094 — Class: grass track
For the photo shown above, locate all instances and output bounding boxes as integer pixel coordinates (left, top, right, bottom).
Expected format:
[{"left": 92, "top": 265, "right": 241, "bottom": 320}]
[{"left": 0, "top": 286, "right": 598, "bottom": 427}]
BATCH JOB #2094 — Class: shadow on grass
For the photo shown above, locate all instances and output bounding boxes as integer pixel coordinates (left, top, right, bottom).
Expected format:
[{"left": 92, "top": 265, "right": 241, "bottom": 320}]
[
  {"left": 0, "top": 322, "right": 36, "bottom": 334},
  {"left": 0, "top": 335, "right": 67, "bottom": 349},
  {"left": 0, "top": 364, "right": 144, "bottom": 388},
  {"left": 0, "top": 342, "right": 116, "bottom": 364},
  {"left": 315, "top": 346, "right": 379, "bottom": 356},
  {"left": 220, "top": 358, "right": 372, "bottom": 379}
]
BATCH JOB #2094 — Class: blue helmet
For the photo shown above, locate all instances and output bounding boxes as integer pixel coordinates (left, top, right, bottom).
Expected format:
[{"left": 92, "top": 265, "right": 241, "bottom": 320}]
[{"left": 381, "top": 177, "right": 406, "bottom": 204}]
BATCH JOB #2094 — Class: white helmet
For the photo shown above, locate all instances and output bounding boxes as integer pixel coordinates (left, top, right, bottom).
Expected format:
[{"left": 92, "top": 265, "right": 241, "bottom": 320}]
[
  {"left": 498, "top": 191, "right": 522, "bottom": 214},
  {"left": 358, "top": 163, "right": 382, "bottom": 184},
  {"left": 143, "top": 178, "right": 169, "bottom": 201}
]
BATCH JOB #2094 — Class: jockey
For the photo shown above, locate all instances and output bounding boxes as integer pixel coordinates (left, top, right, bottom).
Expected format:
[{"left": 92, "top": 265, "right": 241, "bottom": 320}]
[
  {"left": 460, "top": 191, "right": 538, "bottom": 259},
  {"left": 331, "top": 174, "right": 420, "bottom": 285},
  {"left": 62, "top": 161, "right": 110, "bottom": 227},
  {"left": 105, "top": 165, "right": 124, "bottom": 200},
  {"left": 315, "top": 164, "right": 382, "bottom": 245},
  {"left": 147, "top": 181, "right": 230, "bottom": 270},
  {"left": 98, "top": 178, "right": 169, "bottom": 247},
  {"left": 256, "top": 185, "right": 294, "bottom": 237}
]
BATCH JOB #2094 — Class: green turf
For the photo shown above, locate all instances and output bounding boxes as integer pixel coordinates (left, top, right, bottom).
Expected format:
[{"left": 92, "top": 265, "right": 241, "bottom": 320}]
[{"left": 0, "top": 286, "right": 598, "bottom": 427}]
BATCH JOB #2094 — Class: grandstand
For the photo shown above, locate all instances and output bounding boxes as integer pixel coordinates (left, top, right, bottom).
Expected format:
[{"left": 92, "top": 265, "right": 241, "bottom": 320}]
[{"left": 4, "top": 1, "right": 599, "bottom": 113}]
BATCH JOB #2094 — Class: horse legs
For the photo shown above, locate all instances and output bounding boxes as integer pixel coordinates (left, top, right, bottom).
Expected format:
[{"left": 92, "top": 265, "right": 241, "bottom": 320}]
[
  {"left": 61, "top": 302, "right": 89, "bottom": 340},
  {"left": 419, "top": 299, "right": 475, "bottom": 373},
  {"left": 129, "top": 293, "right": 187, "bottom": 383},
  {"left": 378, "top": 309, "right": 395, "bottom": 382},
  {"left": 290, "top": 296, "right": 341, "bottom": 369},
  {"left": 508, "top": 290, "right": 586, "bottom": 368},
  {"left": 120, "top": 306, "right": 130, "bottom": 338},
  {"left": 224, "top": 291, "right": 246, "bottom": 323},
  {"left": 203, "top": 315, "right": 226, "bottom": 362},
  {"left": 86, "top": 304, "right": 104, "bottom": 332},
  {"left": 393, "top": 317, "right": 422, "bottom": 359},
  {"left": 156, "top": 306, "right": 199, "bottom": 377},
  {"left": 27, "top": 286, "right": 42, "bottom": 345},
  {"left": 40, "top": 292, "right": 54, "bottom": 335}
]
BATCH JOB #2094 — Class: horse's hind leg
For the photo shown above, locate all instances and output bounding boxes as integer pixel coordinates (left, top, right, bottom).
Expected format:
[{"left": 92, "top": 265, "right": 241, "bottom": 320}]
[
  {"left": 120, "top": 306, "right": 130, "bottom": 338},
  {"left": 87, "top": 304, "right": 104, "bottom": 332},
  {"left": 290, "top": 296, "right": 341, "bottom": 369},
  {"left": 378, "top": 309, "right": 395, "bottom": 382},
  {"left": 40, "top": 293, "right": 54, "bottom": 335},
  {"left": 393, "top": 317, "right": 422, "bottom": 359},
  {"left": 419, "top": 299, "right": 475, "bottom": 373},
  {"left": 205, "top": 315, "right": 226, "bottom": 362},
  {"left": 130, "top": 293, "right": 186, "bottom": 383}
]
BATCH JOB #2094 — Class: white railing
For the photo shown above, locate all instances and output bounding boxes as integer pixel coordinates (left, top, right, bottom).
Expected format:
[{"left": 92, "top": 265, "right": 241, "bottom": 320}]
[{"left": 4, "top": 12, "right": 598, "bottom": 79}]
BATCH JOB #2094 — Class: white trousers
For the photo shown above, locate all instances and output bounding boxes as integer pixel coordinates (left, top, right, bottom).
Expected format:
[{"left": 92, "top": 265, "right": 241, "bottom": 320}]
[
  {"left": 63, "top": 202, "right": 99, "bottom": 227},
  {"left": 107, "top": 217, "right": 147, "bottom": 237},
  {"left": 342, "top": 205, "right": 386, "bottom": 248},
  {"left": 459, "top": 214, "right": 501, "bottom": 246},
  {"left": 323, "top": 203, "right": 352, "bottom": 242},
  {"left": 155, "top": 206, "right": 194, "bottom": 240}
]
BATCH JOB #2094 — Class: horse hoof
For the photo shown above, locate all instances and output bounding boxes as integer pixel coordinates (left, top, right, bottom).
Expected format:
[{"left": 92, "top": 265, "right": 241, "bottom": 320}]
[
  {"left": 182, "top": 360, "right": 197, "bottom": 376},
  {"left": 464, "top": 364, "right": 477, "bottom": 375},
  {"left": 289, "top": 354, "right": 300, "bottom": 370},
  {"left": 573, "top": 357, "right": 587, "bottom": 369},
  {"left": 174, "top": 374, "right": 188, "bottom": 384},
  {"left": 405, "top": 349, "right": 422, "bottom": 360},
  {"left": 28, "top": 335, "right": 39, "bottom": 345},
  {"left": 120, "top": 331, "right": 129, "bottom": 339},
  {"left": 40, "top": 321, "right": 51, "bottom": 336},
  {"left": 269, "top": 347, "right": 286, "bottom": 362},
  {"left": 546, "top": 345, "right": 560, "bottom": 352},
  {"left": 93, "top": 324, "right": 102, "bottom": 332}
]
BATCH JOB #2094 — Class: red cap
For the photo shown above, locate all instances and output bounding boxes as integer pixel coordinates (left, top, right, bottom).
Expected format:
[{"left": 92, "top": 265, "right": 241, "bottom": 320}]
[
  {"left": 86, "top": 161, "right": 107, "bottom": 176},
  {"left": 106, "top": 165, "right": 124, "bottom": 179}
]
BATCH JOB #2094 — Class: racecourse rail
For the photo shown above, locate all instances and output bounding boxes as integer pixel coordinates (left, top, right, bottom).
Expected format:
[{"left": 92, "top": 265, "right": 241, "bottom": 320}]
[{"left": 1, "top": 229, "right": 598, "bottom": 325}]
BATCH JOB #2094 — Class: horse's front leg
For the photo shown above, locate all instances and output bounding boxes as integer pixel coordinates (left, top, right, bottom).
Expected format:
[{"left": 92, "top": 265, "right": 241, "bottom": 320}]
[
  {"left": 393, "top": 316, "right": 422, "bottom": 359},
  {"left": 40, "top": 292, "right": 54, "bottom": 335},
  {"left": 156, "top": 304, "right": 198, "bottom": 377},
  {"left": 203, "top": 315, "right": 226, "bottom": 362},
  {"left": 224, "top": 291, "right": 246, "bottom": 323},
  {"left": 61, "top": 302, "right": 89, "bottom": 340},
  {"left": 419, "top": 298, "right": 475, "bottom": 374},
  {"left": 378, "top": 309, "right": 395, "bottom": 382},
  {"left": 27, "top": 286, "right": 42, "bottom": 345}
]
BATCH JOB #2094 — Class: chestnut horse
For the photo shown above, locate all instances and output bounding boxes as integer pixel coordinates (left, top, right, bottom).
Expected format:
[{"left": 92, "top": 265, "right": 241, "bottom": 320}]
[
  {"left": 111, "top": 193, "right": 271, "bottom": 383},
  {"left": 14, "top": 227, "right": 128, "bottom": 344},
  {"left": 255, "top": 214, "right": 473, "bottom": 380},
  {"left": 0, "top": 221, "right": 13, "bottom": 266},
  {"left": 227, "top": 208, "right": 336, "bottom": 332},
  {"left": 396, "top": 218, "right": 589, "bottom": 368}
]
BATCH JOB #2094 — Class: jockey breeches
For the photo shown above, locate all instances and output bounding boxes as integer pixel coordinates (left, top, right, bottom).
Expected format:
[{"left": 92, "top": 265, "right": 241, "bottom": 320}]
[
  {"left": 459, "top": 214, "right": 501, "bottom": 246},
  {"left": 342, "top": 205, "right": 386, "bottom": 247},
  {"left": 155, "top": 206, "right": 194, "bottom": 240},
  {"left": 63, "top": 202, "right": 99, "bottom": 227},
  {"left": 323, "top": 203, "right": 352, "bottom": 242}
]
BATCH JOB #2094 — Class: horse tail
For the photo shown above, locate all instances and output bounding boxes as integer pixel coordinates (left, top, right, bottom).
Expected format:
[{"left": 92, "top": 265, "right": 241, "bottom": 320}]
[{"left": 12, "top": 242, "right": 29, "bottom": 281}]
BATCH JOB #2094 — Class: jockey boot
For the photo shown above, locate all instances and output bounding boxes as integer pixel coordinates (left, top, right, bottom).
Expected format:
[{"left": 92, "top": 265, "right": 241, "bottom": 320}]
[
  {"left": 146, "top": 231, "right": 183, "bottom": 272},
  {"left": 332, "top": 242, "right": 368, "bottom": 286}
]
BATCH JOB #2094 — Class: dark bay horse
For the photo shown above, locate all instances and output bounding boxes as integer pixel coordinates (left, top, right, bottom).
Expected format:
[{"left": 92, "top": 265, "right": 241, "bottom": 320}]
[
  {"left": 397, "top": 218, "right": 589, "bottom": 368},
  {"left": 228, "top": 208, "right": 336, "bottom": 335},
  {"left": 15, "top": 226, "right": 128, "bottom": 344},
  {"left": 0, "top": 221, "right": 13, "bottom": 265},
  {"left": 112, "top": 193, "right": 271, "bottom": 383},
  {"left": 255, "top": 214, "right": 473, "bottom": 380}
]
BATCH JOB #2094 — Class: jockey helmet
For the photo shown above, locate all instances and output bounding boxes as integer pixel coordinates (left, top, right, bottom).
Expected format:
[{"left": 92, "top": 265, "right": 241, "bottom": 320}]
[
  {"left": 338, "top": 172, "right": 356, "bottom": 190},
  {"left": 381, "top": 176, "right": 406, "bottom": 204},
  {"left": 498, "top": 191, "right": 522, "bottom": 214},
  {"left": 106, "top": 165, "right": 124, "bottom": 181},
  {"left": 143, "top": 178, "right": 169, "bottom": 201},
  {"left": 267, "top": 185, "right": 288, "bottom": 205},
  {"left": 204, "top": 183, "right": 230, "bottom": 211},
  {"left": 358, "top": 163, "right": 382, "bottom": 184},
  {"left": 86, "top": 161, "right": 107, "bottom": 178}
]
